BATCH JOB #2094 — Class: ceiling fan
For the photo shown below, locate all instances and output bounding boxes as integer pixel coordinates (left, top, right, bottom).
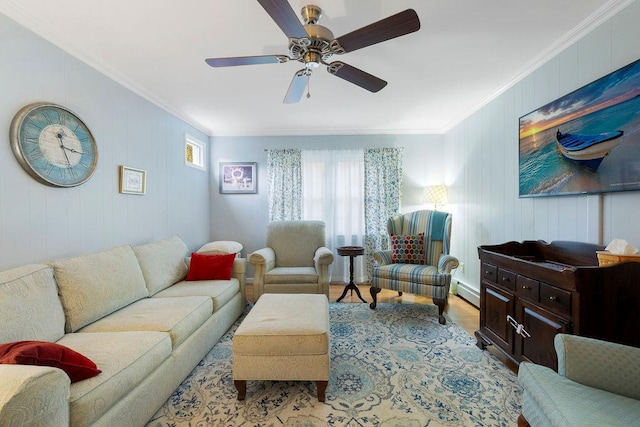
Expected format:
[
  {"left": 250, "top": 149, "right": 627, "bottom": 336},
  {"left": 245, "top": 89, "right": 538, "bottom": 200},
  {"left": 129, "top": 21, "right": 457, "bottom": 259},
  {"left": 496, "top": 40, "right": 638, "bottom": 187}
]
[{"left": 205, "top": 0, "right": 420, "bottom": 103}]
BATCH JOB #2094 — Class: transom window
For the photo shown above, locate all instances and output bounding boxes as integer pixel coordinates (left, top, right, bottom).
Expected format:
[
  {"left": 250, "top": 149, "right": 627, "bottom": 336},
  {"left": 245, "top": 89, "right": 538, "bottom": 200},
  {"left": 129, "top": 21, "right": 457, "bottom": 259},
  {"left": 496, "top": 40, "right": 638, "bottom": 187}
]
[{"left": 185, "top": 134, "right": 206, "bottom": 170}]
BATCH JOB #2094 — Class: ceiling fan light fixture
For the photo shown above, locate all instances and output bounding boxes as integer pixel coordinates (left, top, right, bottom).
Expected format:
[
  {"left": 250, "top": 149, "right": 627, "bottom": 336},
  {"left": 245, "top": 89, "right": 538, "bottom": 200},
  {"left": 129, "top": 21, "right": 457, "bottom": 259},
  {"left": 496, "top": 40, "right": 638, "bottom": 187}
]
[
  {"left": 301, "top": 4, "right": 322, "bottom": 24},
  {"left": 304, "top": 51, "right": 322, "bottom": 68},
  {"left": 206, "top": 1, "right": 421, "bottom": 103}
]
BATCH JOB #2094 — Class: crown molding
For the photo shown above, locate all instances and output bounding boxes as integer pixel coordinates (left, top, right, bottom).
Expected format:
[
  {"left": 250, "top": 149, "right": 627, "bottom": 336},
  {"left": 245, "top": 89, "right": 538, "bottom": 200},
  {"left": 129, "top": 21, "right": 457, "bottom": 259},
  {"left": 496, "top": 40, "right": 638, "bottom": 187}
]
[
  {"left": 439, "top": 0, "right": 636, "bottom": 133},
  {"left": 2, "top": 0, "right": 634, "bottom": 138}
]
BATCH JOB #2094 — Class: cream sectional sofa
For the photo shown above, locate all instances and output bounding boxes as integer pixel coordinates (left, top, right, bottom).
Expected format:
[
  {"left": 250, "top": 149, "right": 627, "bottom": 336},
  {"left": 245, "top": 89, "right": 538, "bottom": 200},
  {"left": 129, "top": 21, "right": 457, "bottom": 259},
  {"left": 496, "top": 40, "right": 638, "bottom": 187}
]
[{"left": 0, "top": 235, "right": 247, "bottom": 427}]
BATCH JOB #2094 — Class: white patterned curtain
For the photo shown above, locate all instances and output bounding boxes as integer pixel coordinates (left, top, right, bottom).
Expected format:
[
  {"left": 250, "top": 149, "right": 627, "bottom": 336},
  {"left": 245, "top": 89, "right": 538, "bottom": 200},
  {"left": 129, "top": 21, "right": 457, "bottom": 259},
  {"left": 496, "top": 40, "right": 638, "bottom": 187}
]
[
  {"left": 302, "top": 150, "right": 365, "bottom": 283},
  {"left": 363, "top": 148, "right": 404, "bottom": 278},
  {"left": 267, "top": 149, "right": 302, "bottom": 221}
]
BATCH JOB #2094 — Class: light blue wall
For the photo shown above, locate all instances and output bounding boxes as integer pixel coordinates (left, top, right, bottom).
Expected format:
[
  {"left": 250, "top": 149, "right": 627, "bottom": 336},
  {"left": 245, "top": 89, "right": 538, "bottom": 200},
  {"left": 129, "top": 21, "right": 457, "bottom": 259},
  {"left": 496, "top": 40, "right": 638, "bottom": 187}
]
[
  {"left": 447, "top": 0, "right": 640, "bottom": 300},
  {"left": 211, "top": 1, "right": 640, "bottom": 296},
  {"left": 209, "top": 134, "right": 448, "bottom": 263},
  {"left": 0, "top": 14, "right": 211, "bottom": 270},
  {"left": 4, "top": 1, "right": 639, "bottom": 295}
]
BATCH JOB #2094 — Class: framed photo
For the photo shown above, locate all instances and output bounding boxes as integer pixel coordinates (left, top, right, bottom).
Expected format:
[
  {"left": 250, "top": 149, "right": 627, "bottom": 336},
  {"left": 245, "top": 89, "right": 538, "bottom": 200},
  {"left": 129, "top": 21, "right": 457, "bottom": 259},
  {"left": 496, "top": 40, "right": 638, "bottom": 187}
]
[
  {"left": 119, "top": 165, "right": 146, "bottom": 195},
  {"left": 219, "top": 162, "right": 257, "bottom": 194},
  {"left": 519, "top": 57, "right": 640, "bottom": 198}
]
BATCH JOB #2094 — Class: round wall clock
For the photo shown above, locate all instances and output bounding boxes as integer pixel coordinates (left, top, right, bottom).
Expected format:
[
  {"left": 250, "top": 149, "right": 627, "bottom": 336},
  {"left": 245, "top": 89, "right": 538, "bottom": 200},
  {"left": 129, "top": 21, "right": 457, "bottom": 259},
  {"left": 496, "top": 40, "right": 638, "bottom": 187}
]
[{"left": 10, "top": 102, "right": 98, "bottom": 187}]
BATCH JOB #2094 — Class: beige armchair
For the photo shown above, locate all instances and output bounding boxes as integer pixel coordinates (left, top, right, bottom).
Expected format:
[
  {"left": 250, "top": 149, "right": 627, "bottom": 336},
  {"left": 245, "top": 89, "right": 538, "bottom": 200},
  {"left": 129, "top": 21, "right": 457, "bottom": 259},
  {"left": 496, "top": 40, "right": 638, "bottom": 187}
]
[
  {"left": 518, "top": 333, "right": 640, "bottom": 426},
  {"left": 249, "top": 221, "right": 334, "bottom": 300}
]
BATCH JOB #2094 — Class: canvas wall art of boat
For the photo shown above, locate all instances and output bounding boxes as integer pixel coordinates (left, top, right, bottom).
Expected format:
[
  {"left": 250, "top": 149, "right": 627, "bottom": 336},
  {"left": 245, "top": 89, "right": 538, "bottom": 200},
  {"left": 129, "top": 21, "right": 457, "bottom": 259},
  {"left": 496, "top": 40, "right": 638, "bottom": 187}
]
[{"left": 555, "top": 129, "right": 624, "bottom": 171}]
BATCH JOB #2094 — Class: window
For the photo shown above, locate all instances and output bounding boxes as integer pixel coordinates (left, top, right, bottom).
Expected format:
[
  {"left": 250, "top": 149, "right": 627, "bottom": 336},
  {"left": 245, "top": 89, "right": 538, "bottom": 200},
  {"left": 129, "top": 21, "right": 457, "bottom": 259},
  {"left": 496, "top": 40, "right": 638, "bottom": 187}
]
[
  {"left": 302, "top": 150, "right": 366, "bottom": 282},
  {"left": 185, "top": 134, "right": 206, "bottom": 170}
]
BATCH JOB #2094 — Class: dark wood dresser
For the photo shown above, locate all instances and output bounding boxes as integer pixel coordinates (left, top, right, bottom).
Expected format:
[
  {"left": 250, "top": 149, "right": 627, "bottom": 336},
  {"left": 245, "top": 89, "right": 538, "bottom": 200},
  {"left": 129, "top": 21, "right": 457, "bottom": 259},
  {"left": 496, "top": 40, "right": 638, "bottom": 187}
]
[{"left": 475, "top": 240, "right": 640, "bottom": 370}]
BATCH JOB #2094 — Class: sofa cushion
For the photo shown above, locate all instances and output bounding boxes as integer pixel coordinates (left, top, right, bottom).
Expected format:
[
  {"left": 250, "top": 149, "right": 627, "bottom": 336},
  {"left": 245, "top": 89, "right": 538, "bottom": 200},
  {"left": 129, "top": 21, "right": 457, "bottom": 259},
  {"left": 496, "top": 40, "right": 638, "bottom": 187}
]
[
  {"left": 0, "top": 341, "right": 100, "bottom": 383},
  {"left": 186, "top": 252, "right": 235, "bottom": 281},
  {"left": 0, "top": 264, "right": 66, "bottom": 343},
  {"left": 233, "top": 294, "right": 329, "bottom": 356},
  {"left": 49, "top": 246, "right": 148, "bottom": 333},
  {"left": 373, "top": 263, "right": 444, "bottom": 285},
  {"left": 391, "top": 233, "right": 425, "bottom": 264},
  {"left": 133, "top": 235, "right": 189, "bottom": 296},
  {"left": 57, "top": 331, "right": 171, "bottom": 427},
  {"left": 77, "top": 296, "right": 212, "bottom": 349},
  {"left": 265, "top": 267, "right": 318, "bottom": 284},
  {"left": 154, "top": 278, "right": 240, "bottom": 312},
  {"left": 266, "top": 221, "right": 325, "bottom": 267},
  {"left": 197, "top": 240, "right": 243, "bottom": 255}
]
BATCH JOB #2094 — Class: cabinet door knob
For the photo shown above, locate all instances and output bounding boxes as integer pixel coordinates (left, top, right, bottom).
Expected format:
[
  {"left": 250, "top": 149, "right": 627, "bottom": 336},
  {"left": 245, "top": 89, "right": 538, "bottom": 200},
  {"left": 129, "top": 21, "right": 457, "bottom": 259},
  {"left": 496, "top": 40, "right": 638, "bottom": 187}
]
[
  {"left": 549, "top": 296, "right": 558, "bottom": 301},
  {"left": 522, "top": 285, "right": 531, "bottom": 290},
  {"left": 502, "top": 277, "right": 509, "bottom": 282}
]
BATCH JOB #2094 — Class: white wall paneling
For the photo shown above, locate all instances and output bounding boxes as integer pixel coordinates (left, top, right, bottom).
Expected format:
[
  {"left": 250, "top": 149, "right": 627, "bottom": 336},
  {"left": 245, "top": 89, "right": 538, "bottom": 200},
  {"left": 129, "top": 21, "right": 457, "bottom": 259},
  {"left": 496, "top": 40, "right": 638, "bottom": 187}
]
[
  {"left": 448, "top": 1, "right": 640, "bottom": 297},
  {"left": 0, "top": 14, "right": 210, "bottom": 269}
]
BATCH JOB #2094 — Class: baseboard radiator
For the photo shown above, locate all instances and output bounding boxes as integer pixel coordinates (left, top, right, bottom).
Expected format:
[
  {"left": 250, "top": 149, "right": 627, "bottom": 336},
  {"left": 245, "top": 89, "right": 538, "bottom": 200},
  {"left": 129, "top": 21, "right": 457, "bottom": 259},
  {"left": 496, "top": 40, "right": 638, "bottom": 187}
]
[{"left": 453, "top": 279, "right": 479, "bottom": 308}]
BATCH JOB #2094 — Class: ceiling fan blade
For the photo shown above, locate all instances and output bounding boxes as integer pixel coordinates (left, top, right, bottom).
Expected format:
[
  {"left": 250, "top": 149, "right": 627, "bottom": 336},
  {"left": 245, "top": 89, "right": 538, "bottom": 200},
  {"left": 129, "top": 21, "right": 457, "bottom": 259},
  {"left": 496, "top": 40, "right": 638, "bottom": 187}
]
[
  {"left": 205, "top": 55, "right": 289, "bottom": 67},
  {"left": 284, "top": 69, "right": 310, "bottom": 104},
  {"left": 257, "top": 0, "right": 308, "bottom": 39},
  {"left": 327, "top": 62, "right": 387, "bottom": 93},
  {"left": 331, "top": 9, "right": 420, "bottom": 54}
]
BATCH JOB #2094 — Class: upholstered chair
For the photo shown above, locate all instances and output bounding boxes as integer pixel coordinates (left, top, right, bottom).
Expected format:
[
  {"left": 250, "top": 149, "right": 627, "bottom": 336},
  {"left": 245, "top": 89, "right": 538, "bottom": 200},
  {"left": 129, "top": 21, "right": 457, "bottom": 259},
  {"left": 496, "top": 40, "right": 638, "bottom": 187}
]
[
  {"left": 249, "top": 220, "right": 334, "bottom": 300},
  {"left": 369, "top": 209, "right": 459, "bottom": 324},
  {"left": 517, "top": 334, "right": 640, "bottom": 426}
]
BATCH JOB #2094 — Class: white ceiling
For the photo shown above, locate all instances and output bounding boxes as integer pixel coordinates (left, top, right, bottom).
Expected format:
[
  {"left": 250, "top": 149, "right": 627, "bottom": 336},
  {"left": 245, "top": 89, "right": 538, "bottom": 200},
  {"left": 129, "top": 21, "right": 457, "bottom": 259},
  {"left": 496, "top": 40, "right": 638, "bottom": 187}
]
[{"left": 0, "top": 0, "right": 629, "bottom": 136}]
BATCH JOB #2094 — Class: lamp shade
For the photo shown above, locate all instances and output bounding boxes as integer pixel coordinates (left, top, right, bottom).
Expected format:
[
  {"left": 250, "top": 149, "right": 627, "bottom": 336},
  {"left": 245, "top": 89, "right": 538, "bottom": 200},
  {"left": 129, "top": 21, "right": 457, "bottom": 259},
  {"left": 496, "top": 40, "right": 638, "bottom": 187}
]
[{"left": 423, "top": 185, "right": 448, "bottom": 205}]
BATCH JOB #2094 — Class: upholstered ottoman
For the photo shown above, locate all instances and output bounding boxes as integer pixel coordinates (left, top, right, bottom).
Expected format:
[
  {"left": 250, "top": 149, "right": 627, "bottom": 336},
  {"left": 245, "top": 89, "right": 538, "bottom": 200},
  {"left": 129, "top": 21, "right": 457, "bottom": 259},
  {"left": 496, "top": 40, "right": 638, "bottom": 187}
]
[{"left": 233, "top": 293, "right": 330, "bottom": 402}]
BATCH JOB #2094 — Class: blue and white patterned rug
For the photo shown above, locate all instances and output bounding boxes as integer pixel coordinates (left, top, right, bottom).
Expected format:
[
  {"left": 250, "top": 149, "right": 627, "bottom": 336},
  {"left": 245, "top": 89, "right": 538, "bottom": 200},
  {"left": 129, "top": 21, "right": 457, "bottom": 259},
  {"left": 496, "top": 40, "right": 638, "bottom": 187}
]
[{"left": 147, "top": 303, "right": 521, "bottom": 426}]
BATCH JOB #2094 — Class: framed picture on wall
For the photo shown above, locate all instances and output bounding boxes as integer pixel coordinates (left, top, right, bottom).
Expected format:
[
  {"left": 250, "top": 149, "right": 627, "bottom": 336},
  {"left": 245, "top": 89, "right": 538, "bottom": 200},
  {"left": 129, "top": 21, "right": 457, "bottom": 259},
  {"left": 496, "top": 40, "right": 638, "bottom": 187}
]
[
  {"left": 519, "top": 57, "right": 640, "bottom": 198},
  {"left": 119, "top": 165, "right": 146, "bottom": 195},
  {"left": 219, "top": 162, "right": 257, "bottom": 194}
]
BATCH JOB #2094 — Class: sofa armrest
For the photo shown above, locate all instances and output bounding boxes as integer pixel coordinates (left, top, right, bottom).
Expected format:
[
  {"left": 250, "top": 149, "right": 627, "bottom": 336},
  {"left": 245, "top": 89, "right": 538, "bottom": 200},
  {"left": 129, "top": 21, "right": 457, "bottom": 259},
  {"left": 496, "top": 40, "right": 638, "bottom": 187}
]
[
  {"left": 314, "top": 247, "right": 334, "bottom": 296},
  {"left": 373, "top": 250, "right": 392, "bottom": 266},
  {"left": 232, "top": 257, "right": 247, "bottom": 305},
  {"left": 438, "top": 254, "right": 459, "bottom": 273},
  {"left": 0, "top": 365, "right": 70, "bottom": 426},
  {"left": 555, "top": 333, "right": 640, "bottom": 400},
  {"left": 249, "top": 248, "right": 275, "bottom": 300},
  {"left": 314, "top": 246, "right": 334, "bottom": 266},
  {"left": 249, "top": 248, "right": 275, "bottom": 270}
]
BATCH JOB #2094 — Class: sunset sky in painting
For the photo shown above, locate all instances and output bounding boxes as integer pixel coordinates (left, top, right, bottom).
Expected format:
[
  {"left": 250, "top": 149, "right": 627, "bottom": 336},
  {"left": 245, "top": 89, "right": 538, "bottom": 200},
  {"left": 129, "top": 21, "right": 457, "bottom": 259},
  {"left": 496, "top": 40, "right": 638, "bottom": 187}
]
[{"left": 520, "top": 59, "right": 640, "bottom": 139}]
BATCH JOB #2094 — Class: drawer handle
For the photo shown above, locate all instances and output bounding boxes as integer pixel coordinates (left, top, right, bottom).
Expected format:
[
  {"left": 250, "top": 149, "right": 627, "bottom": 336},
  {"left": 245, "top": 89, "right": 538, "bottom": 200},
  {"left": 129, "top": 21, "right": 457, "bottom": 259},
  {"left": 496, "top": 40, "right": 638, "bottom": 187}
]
[
  {"left": 549, "top": 296, "right": 558, "bottom": 302},
  {"left": 522, "top": 285, "right": 531, "bottom": 290},
  {"left": 502, "top": 277, "right": 510, "bottom": 282},
  {"left": 485, "top": 270, "right": 492, "bottom": 275}
]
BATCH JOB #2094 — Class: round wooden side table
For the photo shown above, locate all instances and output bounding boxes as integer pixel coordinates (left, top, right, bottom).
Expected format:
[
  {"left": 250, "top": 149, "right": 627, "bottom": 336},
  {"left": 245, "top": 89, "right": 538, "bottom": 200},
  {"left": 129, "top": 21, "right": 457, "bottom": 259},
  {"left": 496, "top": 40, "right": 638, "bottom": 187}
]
[{"left": 336, "top": 246, "right": 367, "bottom": 303}]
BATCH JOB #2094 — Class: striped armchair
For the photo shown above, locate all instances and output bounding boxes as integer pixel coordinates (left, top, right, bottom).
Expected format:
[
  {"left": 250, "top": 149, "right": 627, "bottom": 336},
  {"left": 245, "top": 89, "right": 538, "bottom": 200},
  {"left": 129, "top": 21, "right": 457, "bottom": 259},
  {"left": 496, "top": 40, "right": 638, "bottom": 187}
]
[{"left": 369, "top": 210, "right": 459, "bottom": 324}]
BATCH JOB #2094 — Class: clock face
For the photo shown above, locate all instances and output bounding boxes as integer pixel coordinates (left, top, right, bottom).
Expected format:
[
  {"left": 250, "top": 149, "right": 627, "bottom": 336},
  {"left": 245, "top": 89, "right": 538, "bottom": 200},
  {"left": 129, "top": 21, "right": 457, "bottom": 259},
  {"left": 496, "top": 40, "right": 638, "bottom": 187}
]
[{"left": 10, "top": 103, "right": 98, "bottom": 187}]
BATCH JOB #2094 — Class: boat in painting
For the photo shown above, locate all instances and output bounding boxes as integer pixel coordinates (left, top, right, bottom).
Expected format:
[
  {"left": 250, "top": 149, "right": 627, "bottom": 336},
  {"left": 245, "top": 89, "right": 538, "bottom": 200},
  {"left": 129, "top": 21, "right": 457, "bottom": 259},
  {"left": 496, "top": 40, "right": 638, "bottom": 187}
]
[{"left": 555, "top": 129, "right": 624, "bottom": 171}]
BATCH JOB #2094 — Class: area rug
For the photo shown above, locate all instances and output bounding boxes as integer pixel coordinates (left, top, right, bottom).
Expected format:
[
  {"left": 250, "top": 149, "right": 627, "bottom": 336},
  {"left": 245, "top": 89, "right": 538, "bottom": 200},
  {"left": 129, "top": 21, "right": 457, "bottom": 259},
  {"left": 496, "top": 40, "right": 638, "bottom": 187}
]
[{"left": 147, "top": 303, "right": 522, "bottom": 426}]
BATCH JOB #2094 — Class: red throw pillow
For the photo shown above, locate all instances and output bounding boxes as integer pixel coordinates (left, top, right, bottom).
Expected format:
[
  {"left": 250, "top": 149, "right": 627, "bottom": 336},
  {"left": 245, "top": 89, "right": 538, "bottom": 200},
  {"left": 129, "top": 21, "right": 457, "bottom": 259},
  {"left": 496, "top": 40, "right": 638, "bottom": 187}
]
[
  {"left": 186, "top": 252, "right": 236, "bottom": 281},
  {"left": 0, "top": 341, "right": 101, "bottom": 383},
  {"left": 391, "top": 233, "right": 426, "bottom": 265}
]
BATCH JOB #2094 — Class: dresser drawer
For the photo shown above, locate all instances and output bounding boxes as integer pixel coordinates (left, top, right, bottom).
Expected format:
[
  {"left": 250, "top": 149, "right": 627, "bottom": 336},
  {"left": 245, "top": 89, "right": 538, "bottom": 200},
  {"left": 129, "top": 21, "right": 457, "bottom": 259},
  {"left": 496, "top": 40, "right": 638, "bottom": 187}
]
[
  {"left": 539, "top": 282, "right": 571, "bottom": 316},
  {"left": 481, "top": 263, "right": 497, "bottom": 283},
  {"left": 516, "top": 275, "right": 539, "bottom": 301},
  {"left": 497, "top": 269, "right": 516, "bottom": 291}
]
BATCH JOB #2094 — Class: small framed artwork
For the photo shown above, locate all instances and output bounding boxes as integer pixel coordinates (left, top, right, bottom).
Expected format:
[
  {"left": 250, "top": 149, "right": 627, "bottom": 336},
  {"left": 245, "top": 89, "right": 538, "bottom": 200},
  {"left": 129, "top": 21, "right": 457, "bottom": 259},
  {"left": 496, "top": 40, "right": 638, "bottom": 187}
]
[
  {"left": 119, "top": 165, "right": 146, "bottom": 195},
  {"left": 219, "top": 162, "right": 257, "bottom": 194}
]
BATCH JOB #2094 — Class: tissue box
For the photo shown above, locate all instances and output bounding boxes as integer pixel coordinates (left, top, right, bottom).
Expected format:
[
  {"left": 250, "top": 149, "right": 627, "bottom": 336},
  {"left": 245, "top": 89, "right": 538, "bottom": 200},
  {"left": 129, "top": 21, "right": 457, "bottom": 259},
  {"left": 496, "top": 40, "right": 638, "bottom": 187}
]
[{"left": 596, "top": 251, "right": 640, "bottom": 266}]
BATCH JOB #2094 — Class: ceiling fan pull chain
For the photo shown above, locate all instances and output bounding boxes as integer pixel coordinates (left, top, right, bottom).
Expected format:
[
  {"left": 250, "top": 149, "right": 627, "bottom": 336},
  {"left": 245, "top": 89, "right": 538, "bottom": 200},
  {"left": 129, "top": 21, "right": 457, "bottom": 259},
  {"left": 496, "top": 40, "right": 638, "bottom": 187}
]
[{"left": 306, "top": 74, "right": 311, "bottom": 99}]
